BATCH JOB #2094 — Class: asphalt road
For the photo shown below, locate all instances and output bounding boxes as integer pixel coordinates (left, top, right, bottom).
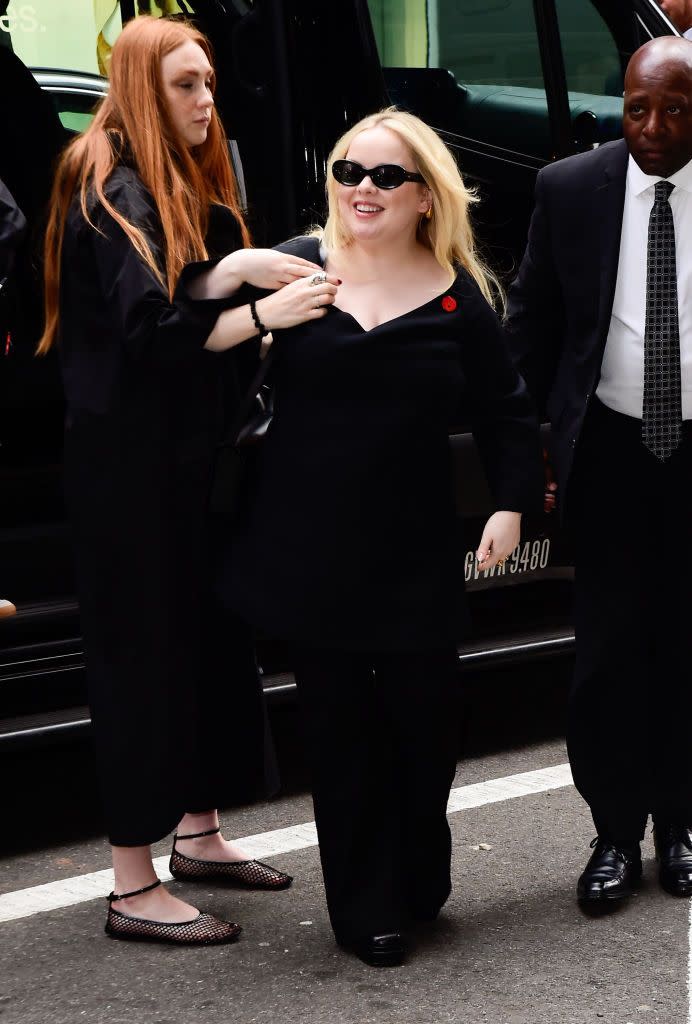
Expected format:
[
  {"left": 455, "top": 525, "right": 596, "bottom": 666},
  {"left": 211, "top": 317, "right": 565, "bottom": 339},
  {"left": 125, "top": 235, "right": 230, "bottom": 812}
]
[{"left": 0, "top": 660, "right": 687, "bottom": 1024}]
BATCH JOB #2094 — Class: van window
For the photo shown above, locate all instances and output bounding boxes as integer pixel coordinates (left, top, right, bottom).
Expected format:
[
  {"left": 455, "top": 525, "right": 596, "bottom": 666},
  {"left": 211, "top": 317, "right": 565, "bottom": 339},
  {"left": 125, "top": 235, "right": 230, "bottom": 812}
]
[
  {"left": 554, "top": 0, "right": 640, "bottom": 146},
  {"left": 369, "top": 0, "right": 545, "bottom": 86},
  {"left": 557, "top": 0, "right": 623, "bottom": 95},
  {"left": 367, "top": 0, "right": 550, "bottom": 159}
]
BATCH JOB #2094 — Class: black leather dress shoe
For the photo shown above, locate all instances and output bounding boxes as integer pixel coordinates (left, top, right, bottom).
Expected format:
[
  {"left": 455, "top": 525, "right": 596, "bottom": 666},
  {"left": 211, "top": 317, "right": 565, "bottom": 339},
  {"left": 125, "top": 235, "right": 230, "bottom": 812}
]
[
  {"left": 339, "top": 932, "right": 406, "bottom": 967},
  {"left": 654, "top": 823, "right": 692, "bottom": 897},
  {"left": 577, "top": 837, "right": 642, "bottom": 903}
]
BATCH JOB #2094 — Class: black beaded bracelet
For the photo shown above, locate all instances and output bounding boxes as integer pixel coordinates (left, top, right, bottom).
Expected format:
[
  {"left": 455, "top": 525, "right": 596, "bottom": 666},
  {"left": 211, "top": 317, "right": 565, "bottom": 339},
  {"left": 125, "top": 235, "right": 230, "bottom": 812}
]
[{"left": 249, "top": 299, "right": 270, "bottom": 339}]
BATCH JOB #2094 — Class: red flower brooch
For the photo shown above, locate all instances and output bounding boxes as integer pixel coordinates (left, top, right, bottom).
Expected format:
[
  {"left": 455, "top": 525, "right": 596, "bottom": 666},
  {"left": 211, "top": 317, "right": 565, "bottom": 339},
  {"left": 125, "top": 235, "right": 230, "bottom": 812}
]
[{"left": 441, "top": 295, "right": 457, "bottom": 312}]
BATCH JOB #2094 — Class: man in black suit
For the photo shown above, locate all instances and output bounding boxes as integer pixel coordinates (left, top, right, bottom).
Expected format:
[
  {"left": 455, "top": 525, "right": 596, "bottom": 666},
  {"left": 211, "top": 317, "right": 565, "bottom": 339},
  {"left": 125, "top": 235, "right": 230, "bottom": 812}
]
[{"left": 505, "top": 36, "right": 692, "bottom": 906}]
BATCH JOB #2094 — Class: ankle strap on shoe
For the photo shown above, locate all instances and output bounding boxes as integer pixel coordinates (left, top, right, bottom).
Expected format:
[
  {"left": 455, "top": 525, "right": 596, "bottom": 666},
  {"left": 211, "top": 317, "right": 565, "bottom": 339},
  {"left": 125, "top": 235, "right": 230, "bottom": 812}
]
[
  {"left": 108, "top": 878, "right": 162, "bottom": 903},
  {"left": 173, "top": 826, "right": 221, "bottom": 842}
]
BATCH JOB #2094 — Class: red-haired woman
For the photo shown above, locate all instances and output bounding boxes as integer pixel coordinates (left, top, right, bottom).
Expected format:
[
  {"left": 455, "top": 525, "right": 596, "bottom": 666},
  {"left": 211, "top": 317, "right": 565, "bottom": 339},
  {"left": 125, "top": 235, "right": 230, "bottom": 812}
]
[{"left": 38, "top": 14, "right": 338, "bottom": 946}]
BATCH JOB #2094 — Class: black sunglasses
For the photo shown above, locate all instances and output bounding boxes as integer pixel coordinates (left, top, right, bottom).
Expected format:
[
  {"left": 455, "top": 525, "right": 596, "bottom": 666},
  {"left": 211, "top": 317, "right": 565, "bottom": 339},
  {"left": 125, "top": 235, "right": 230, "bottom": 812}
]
[{"left": 331, "top": 159, "right": 426, "bottom": 190}]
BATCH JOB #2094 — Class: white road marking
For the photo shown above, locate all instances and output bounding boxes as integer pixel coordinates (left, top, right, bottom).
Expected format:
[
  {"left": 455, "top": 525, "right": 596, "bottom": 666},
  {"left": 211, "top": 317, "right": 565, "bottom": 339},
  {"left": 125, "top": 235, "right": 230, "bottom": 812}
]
[
  {"left": 0, "top": 762, "right": 573, "bottom": 925},
  {"left": 689, "top": 900, "right": 692, "bottom": 1024},
  {"left": 446, "top": 763, "right": 572, "bottom": 813}
]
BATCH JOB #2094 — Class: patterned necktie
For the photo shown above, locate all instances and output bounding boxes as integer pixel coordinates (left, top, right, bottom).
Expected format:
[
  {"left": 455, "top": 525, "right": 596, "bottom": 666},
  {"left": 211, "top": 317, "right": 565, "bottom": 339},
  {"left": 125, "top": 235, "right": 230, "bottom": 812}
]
[{"left": 642, "top": 180, "right": 681, "bottom": 461}]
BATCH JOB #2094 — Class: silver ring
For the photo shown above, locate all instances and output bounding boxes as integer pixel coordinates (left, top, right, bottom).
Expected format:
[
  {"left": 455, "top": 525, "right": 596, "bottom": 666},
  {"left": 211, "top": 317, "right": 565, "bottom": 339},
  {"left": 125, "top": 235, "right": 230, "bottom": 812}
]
[{"left": 308, "top": 271, "right": 327, "bottom": 286}]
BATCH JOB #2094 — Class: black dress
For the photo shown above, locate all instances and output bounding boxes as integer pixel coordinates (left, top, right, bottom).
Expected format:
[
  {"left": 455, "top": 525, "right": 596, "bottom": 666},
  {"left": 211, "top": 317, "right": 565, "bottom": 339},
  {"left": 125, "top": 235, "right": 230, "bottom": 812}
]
[
  {"left": 225, "top": 239, "right": 542, "bottom": 651},
  {"left": 220, "top": 236, "right": 542, "bottom": 941},
  {"left": 59, "top": 165, "right": 277, "bottom": 846}
]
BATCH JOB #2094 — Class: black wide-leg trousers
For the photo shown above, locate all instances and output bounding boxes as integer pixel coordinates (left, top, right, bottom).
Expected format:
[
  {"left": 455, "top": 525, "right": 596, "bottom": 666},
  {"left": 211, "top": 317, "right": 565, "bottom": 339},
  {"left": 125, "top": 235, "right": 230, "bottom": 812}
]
[
  {"left": 292, "top": 648, "right": 460, "bottom": 942},
  {"left": 566, "top": 398, "right": 692, "bottom": 843}
]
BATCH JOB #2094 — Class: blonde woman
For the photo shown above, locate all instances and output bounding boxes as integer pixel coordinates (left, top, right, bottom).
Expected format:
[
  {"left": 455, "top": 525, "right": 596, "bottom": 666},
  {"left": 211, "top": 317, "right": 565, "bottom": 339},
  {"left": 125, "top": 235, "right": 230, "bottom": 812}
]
[{"left": 222, "top": 108, "right": 543, "bottom": 966}]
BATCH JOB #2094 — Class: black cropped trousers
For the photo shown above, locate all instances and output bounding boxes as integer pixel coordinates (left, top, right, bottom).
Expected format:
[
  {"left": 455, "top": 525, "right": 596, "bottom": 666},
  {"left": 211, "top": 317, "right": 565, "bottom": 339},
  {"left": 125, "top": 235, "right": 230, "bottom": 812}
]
[
  {"left": 292, "top": 647, "right": 460, "bottom": 942},
  {"left": 566, "top": 397, "right": 692, "bottom": 843}
]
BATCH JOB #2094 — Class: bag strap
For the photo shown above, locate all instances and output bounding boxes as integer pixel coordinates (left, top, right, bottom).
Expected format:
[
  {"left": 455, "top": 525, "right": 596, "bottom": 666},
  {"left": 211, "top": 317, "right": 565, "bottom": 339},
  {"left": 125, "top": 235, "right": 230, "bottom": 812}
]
[
  {"left": 274, "top": 234, "right": 323, "bottom": 264},
  {"left": 223, "top": 347, "right": 273, "bottom": 449}
]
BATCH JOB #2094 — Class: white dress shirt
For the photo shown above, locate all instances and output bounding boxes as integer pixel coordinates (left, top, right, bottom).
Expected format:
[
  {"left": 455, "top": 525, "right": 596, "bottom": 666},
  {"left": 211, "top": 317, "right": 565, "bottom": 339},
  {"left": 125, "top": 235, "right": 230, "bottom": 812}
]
[
  {"left": 596, "top": 154, "right": 692, "bottom": 419},
  {"left": 685, "top": 27, "right": 692, "bottom": 39}
]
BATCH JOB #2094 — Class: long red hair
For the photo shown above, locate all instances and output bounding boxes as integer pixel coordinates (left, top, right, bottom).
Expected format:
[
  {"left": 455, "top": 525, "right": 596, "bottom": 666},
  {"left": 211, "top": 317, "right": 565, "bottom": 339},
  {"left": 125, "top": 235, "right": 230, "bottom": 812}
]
[{"left": 37, "top": 15, "right": 250, "bottom": 354}]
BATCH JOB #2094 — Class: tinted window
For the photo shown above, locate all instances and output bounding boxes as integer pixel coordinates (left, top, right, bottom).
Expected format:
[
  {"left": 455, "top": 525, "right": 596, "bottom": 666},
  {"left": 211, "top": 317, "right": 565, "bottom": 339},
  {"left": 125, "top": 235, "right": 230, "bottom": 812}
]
[
  {"left": 557, "top": 0, "right": 623, "bottom": 95},
  {"left": 368, "top": 0, "right": 549, "bottom": 159},
  {"left": 369, "top": 0, "right": 545, "bottom": 86},
  {"left": 436, "top": 0, "right": 544, "bottom": 88},
  {"left": 555, "top": 0, "right": 645, "bottom": 147}
]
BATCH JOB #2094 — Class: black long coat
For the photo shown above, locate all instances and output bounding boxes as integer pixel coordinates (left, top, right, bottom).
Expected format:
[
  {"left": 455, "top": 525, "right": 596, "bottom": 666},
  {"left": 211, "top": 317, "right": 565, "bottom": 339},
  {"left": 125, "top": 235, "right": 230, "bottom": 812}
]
[
  {"left": 223, "top": 237, "right": 543, "bottom": 653},
  {"left": 59, "top": 166, "right": 277, "bottom": 846}
]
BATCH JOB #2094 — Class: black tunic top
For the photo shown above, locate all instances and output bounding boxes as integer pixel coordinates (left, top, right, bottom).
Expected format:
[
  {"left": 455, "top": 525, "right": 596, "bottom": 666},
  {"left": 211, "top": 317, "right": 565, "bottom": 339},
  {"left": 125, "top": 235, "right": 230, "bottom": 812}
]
[
  {"left": 59, "top": 166, "right": 273, "bottom": 845},
  {"left": 224, "top": 238, "right": 543, "bottom": 653}
]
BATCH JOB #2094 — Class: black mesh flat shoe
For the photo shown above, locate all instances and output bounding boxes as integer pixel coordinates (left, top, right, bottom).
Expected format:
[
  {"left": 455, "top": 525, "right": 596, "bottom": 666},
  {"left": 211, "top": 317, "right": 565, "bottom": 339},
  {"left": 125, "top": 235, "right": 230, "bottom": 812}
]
[
  {"left": 169, "top": 827, "right": 293, "bottom": 890},
  {"left": 104, "top": 878, "right": 242, "bottom": 946}
]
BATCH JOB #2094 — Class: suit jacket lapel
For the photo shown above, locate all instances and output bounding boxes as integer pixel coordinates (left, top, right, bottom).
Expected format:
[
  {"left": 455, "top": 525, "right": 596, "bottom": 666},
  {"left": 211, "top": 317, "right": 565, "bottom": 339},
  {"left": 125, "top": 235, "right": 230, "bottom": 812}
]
[{"left": 595, "top": 140, "right": 628, "bottom": 348}]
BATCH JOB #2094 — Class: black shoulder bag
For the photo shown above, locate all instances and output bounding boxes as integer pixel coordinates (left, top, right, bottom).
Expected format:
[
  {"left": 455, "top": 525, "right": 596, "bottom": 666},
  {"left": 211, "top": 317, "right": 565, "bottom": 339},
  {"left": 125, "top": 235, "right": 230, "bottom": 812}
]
[
  {"left": 206, "top": 234, "right": 324, "bottom": 522},
  {"left": 207, "top": 349, "right": 274, "bottom": 523}
]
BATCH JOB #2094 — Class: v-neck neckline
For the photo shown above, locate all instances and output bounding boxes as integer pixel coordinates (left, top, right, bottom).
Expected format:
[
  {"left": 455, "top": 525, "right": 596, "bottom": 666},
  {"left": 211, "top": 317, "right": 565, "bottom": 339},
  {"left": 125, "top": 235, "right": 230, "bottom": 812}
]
[{"left": 328, "top": 275, "right": 460, "bottom": 335}]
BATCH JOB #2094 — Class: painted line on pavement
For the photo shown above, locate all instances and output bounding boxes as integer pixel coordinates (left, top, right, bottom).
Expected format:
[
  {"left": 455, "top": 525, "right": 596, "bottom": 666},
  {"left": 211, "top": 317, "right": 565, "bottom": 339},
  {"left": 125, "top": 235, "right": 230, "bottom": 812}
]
[
  {"left": 0, "top": 762, "right": 573, "bottom": 925},
  {"left": 689, "top": 901, "right": 692, "bottom": 1024}
]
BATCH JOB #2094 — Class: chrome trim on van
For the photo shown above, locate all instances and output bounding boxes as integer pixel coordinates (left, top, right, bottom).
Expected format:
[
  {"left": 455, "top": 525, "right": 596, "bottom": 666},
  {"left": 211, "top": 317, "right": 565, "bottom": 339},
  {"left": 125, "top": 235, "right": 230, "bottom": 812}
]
[{"left": 31, "top": 69, "right": 108, "bottom": 95}]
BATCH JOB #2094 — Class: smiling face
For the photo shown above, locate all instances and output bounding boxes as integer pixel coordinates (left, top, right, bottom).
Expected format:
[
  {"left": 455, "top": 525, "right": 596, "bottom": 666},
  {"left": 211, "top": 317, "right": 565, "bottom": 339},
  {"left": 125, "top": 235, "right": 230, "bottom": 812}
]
[
  {"left": 336, "top": 125, "right": 430, "bottom": 245},
  {"left": 623, "top": 49, "right": 692, "bottom": 178},
  {"left": 160, "top": 39, "right": 214, "bottom": 149}
]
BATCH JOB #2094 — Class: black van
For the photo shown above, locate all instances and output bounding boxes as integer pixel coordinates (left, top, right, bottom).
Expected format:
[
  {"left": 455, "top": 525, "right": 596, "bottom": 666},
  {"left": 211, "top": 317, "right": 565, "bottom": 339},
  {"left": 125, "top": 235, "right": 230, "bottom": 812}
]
[{"left": 0, "top": 0, "right": 678, "bottom": 749}]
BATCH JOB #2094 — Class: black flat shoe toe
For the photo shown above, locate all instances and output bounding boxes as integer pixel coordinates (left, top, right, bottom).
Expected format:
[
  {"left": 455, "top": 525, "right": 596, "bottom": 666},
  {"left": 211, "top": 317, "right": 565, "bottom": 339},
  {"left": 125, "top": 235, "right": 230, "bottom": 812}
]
[{"left": 340, "top": 931, "right": 406, "bottom": 967}]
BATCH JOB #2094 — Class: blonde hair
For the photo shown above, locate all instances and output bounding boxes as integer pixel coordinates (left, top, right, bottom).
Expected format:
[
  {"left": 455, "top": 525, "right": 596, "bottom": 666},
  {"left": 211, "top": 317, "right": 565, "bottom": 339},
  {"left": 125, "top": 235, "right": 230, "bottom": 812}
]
[
  {"left": 320, "top": 107, "right": 503, "bottom": 311},
  {"left": 37, "top": 15, "right": 250, "bottom": 354}
]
